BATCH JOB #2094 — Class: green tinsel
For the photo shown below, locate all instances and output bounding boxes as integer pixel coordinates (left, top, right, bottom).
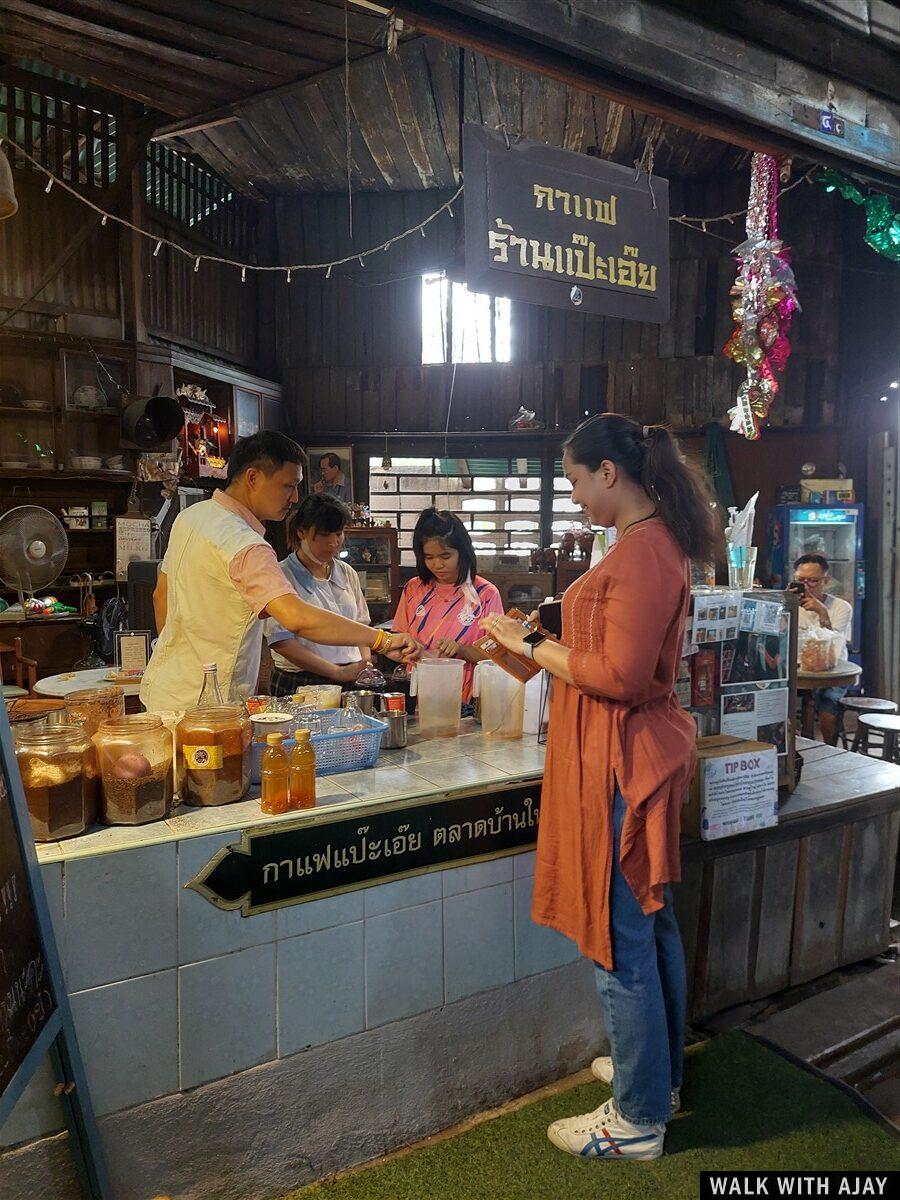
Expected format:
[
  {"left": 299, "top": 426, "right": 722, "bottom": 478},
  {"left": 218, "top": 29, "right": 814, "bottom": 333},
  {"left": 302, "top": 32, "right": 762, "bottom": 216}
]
[{"left": 817, "top": 168, "right": 900, "bottom": 263}]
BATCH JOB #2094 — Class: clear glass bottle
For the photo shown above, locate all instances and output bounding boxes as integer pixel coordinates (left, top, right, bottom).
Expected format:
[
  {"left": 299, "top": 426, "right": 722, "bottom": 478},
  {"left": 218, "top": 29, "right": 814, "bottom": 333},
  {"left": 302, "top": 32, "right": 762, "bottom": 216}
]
[
  {"left": 288, "top": 729, "right": 316, "bottom": 811},
  {"left": 197, "top": 663, "right": 224, "bottom": 707},
  {"left": 260, "top": 732, "right": 289, "bottom": 815}
]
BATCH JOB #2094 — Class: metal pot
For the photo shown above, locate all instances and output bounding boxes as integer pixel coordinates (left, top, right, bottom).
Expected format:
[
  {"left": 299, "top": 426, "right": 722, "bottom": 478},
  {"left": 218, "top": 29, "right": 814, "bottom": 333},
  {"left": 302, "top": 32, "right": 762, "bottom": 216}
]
[
  {"left": 342, "top": 690, "right": 377, "bottom": 716},
  {"left": 380, "top": 711, "right": 408, "bottom": 749}
]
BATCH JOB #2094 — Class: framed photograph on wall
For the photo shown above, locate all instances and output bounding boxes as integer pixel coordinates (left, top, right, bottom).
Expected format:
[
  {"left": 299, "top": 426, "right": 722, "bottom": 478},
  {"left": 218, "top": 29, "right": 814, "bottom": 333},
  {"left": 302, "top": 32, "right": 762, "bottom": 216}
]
[{"left": 306, "top": 446, "right": 354, "bottom": 505}]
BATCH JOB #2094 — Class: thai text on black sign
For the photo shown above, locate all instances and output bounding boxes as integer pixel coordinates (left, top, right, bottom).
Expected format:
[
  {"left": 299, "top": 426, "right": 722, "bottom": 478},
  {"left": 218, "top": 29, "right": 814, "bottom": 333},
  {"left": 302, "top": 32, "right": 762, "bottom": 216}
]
[
  {"left": 188, "top": 783, "right": 539, "bottom": 916},
  {"left": 463, "top": 124, "right": 670, "bottom": 322},
  {"left": 0, "top": 773, "right": 54, "bottom": 1097}
]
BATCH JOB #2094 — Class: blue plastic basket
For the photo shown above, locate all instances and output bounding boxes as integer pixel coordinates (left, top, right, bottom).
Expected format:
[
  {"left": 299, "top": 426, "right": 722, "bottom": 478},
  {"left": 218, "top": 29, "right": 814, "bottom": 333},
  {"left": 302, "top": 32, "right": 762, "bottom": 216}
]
[{"left": 298, "top": 709, "right": 387, "bottom": 776}]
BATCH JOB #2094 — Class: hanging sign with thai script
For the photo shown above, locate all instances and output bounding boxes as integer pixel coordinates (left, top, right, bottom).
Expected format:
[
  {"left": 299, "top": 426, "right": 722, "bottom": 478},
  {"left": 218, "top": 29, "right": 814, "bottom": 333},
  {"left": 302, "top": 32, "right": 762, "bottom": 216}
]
[
  {"left": 463, "top": 124, "right": 670, "bottom": 321},
  {"left": 186, "top": 782, "right": 539, "bottom": 916}
]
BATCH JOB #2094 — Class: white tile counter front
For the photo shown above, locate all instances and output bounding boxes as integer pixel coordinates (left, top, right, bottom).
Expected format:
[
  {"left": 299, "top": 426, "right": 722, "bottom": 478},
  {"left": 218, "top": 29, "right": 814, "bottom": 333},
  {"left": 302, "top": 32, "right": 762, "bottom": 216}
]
[{"left": 4, "top": 725, "right": 588, "bottom": 1161}]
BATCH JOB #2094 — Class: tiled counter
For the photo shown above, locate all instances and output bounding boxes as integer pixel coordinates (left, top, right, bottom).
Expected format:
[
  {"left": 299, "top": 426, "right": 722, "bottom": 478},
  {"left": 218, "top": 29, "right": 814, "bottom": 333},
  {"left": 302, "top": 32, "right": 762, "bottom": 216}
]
[{"left": 0, "top": 725, "right": 597, "bottom": 1200}]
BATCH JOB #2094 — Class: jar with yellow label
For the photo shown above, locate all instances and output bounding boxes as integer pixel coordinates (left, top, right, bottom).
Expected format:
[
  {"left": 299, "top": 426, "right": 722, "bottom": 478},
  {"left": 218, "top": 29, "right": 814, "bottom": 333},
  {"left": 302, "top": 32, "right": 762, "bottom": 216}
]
[{"left": 176, "top": 705, "right": 251, "bottom": 807}]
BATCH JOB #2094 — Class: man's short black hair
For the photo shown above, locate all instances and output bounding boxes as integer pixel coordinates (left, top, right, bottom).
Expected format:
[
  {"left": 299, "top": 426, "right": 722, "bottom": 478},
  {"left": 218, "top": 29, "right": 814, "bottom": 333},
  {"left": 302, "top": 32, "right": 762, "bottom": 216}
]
[
  {"left": 319, "top": 452, "right": 342, "bottom": 470},
  {"left": 227, "top": 432, "right": 304, "bottom": 485},
  {"left": 793, "top": 553, "right": 829, "bottom": 574}
]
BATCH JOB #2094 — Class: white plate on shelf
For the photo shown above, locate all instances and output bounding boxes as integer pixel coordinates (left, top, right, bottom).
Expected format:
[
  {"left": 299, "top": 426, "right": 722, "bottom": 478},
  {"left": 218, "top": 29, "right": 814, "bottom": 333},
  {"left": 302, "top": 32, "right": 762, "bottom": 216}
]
[{"left": 1, "top": 460, "right": 28, "bottom": 469}]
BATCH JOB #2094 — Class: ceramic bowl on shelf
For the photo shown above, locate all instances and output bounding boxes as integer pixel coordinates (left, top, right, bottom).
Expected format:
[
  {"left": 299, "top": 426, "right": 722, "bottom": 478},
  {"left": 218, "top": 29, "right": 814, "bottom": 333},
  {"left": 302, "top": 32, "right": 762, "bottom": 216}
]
[
  {"left": 70, "top": 455, "right": 103, "bottom": 471},
  {"left": 103, "top": 456, "right": 125, "bottom": 471},
  {"left": 1, "top": 459, "right": 28, "bottom": 469},
  {"left": 72, "top": 386, "right": 103, "bottom": 411},
  {"left": 21, "top": 397, "right": 51, "bottom": 411}
]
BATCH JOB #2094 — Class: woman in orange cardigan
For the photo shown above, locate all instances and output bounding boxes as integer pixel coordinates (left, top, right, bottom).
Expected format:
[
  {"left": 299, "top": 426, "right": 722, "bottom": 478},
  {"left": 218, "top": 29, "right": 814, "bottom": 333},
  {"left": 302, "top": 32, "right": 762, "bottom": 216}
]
[{"left": 483, "top": 413, "right": 717, "bottom": 1163}]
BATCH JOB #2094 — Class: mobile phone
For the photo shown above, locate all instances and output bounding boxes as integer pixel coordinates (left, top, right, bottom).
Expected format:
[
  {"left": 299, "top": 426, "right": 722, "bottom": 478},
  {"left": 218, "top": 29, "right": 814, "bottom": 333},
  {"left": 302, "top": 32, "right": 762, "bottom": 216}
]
[
  {"left": 538, "top": 600, "right": 562, "bottom": 638},
  {"left": 787, "top": 581, "right": 807, "bottom": 597}
]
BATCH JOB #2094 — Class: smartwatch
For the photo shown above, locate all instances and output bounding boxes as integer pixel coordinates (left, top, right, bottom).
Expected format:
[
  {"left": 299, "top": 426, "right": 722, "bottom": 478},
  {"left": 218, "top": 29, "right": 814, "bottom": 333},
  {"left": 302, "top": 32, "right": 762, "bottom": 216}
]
[{"left": 522, "top": 629, "right": 546, "bottom": 660}]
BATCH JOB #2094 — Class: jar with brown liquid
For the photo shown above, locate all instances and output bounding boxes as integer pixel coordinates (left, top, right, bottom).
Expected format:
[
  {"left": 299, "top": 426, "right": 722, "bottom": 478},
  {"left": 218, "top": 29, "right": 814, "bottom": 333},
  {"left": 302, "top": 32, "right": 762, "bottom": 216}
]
[
  {"left": 65, "top": 685, "right": 125, "bottom": 824},
  {"left": 95, "top": 714, "right": 174, "bottom": 825},
  {"left": 15, "top": 722, "right": 93, "bottom": 841},
  {"left": 176, "top": 705, "right": 251, "bottom": 807}
]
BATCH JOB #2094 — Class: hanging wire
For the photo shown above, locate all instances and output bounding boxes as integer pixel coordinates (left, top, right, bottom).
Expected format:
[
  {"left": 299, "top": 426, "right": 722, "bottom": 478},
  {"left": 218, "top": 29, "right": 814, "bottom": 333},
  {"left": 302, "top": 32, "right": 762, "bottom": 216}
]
[{"left": 344, "top": 0, "right": 354, "bottom": 242}]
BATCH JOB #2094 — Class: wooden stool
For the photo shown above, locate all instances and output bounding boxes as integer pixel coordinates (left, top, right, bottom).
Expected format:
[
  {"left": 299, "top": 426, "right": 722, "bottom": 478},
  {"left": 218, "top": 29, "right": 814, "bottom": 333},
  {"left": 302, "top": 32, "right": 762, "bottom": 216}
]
[
  {"left": 838, "top": 696, "right": 898, "bottom": 749},
  {"left": 852, "top": 713, "right": 900, "bottom": 762}
]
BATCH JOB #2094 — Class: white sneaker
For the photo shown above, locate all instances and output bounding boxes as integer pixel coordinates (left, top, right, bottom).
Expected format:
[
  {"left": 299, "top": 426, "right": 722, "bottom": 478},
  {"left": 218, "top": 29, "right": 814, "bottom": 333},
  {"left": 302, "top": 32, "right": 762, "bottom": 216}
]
[
  {"left": 547, "top": 1097, "right": 664, "bottom": 1160},
  {"left": 590, "top": 1055, "right": 681, "bottom": 1114}
]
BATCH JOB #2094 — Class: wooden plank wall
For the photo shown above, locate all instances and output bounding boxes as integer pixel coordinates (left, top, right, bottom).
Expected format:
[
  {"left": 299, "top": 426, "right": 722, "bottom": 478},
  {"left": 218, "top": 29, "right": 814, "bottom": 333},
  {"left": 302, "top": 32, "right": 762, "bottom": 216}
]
[
  {"left": 143, "top": 211, "right": 263, "bottom": 368},
  {"left": 0, "top": 167, "right": 121, "bottom": 330},
  {"left": 275, "top": 173, "right": 843, "bottom": 435}
]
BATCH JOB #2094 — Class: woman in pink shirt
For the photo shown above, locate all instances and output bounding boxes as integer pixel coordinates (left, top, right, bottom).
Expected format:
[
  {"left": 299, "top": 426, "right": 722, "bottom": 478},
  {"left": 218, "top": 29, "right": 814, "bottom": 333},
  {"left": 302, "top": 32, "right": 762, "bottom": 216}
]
[{"left": 393, "top": 509, "right": 503, "bottom": 703}]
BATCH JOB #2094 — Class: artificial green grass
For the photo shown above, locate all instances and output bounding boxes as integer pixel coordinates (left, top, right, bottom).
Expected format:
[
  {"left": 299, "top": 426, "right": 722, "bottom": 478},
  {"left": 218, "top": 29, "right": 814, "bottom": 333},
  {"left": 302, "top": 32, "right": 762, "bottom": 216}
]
[{"left": 282, "top": 1032, "right": 900, "bottom": 1200}]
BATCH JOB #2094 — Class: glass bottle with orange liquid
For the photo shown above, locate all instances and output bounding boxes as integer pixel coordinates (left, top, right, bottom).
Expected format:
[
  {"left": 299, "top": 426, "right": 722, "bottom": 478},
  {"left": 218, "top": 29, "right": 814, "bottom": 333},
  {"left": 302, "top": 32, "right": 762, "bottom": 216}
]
[
  {"left": 260, "top": 732, "right": 289, "bottom": 815},
  {"left": 288, "top": 729, "right": 317, "bottom": 810}
]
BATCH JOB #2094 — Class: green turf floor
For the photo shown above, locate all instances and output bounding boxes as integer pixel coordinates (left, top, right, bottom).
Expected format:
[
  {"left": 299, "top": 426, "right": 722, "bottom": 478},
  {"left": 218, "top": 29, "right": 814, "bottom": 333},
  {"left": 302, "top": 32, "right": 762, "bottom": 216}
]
[{"left": 282, "top": 1032, "right": 899, "bottom": 1200}]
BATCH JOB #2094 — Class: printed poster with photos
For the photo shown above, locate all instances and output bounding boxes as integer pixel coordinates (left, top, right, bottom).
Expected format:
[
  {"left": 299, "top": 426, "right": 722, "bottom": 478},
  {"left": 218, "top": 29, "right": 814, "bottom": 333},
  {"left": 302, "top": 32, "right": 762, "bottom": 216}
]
[
  {"left": 720, "top": 593, "right": 791, "bottom": 758},
  {"left": 691, "top": 590, "right": 742, "bottom": 646}
]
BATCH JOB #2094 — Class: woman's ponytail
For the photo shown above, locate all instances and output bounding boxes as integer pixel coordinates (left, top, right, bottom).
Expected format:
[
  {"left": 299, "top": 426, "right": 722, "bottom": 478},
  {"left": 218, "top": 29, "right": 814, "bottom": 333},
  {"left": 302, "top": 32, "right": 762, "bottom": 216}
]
[
  {"left": 564, "top": 413, "right": 720, "bottom": 564},
  {"left": 641, "top": 424, "right": 719, "bottom": 563}
]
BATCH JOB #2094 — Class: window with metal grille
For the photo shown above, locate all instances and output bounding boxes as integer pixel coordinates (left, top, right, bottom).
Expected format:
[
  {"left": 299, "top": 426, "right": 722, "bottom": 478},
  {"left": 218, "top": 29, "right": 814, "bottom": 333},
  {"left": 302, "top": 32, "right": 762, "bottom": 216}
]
[
  {"left": 552, "top": 458, "right": 591, "bottom": 546},
  {"left": 145, "top": 144, "right": 255, "bottom": 256},
  {"left": 369, "top": 457, "right": 542, "bottom": 567},
  {"left": 0, "top": 73, "right": 117, "bottom": 189},
  {"left": 421, "top": 272, "right": 512, "bottom": 364}
]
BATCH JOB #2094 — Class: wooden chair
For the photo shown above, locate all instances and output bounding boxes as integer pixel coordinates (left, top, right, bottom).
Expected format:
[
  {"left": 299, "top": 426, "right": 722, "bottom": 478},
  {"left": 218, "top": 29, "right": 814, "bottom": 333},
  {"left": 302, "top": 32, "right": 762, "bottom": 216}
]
[{"left": 0, "top": 638, "right": 38, "bottom": 700}]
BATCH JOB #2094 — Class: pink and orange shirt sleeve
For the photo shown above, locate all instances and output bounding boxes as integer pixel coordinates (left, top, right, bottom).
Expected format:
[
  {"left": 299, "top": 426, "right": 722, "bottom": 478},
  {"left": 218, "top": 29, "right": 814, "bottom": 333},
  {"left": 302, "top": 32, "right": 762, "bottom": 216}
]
[{"left": 228, "top": 543, "right": 293, "bottom": 618}]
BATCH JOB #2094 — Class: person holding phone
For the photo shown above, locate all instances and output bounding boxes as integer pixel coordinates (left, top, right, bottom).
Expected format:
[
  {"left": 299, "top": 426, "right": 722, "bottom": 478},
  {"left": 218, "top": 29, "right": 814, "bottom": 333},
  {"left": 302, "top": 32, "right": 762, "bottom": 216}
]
[
  {"left": 482, "top": 414, "right": 718, "bottom": 1163},
  {"left": 791, "top": 553, "right": 853, "bottom": 744}
]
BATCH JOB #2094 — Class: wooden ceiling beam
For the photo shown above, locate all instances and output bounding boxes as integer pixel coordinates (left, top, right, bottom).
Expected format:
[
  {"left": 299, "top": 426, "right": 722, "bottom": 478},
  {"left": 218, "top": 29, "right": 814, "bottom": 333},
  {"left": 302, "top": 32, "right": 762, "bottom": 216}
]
[
  {"left": 213, "top": 0, "right": 387, "bottom": 46},
  {"left": 1, "top": 0, "right": 288, "bottom": 92},
  {"left": 45, "top": 0, "right": 322, "bottom": 81},
  {"left": 0, "top": 30, "right": 211, "bottom": 116},
  {"left": 393, "top": 0, "right": 900, "bottom": 183}
]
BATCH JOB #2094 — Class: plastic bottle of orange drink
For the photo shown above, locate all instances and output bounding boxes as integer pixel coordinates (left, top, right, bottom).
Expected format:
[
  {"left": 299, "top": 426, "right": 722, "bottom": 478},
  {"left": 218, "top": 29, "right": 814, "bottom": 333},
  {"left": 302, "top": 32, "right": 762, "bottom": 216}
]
[
  {"left": 260, "top": 732, "right": 289, "bottom": 815},
  {"left": 288, "top": 729, "right": 317, "bottom": 810}
]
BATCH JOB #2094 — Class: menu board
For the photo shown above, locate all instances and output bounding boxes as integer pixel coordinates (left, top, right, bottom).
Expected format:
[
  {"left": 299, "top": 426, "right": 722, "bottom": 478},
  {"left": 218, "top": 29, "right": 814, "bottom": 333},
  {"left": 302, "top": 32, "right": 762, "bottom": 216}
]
[{"left": 0, "top": 770, "right": 54, "bottom": 1098}]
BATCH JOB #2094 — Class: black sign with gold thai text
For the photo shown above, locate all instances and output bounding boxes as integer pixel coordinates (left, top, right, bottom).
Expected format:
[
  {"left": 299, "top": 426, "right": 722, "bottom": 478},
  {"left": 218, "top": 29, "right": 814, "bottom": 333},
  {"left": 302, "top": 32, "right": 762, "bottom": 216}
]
[
  {"left": 463, "top": 124, "right": 670, "bottom": 322},
  {"left": 187, "top": 782, "right": 540, "bottom": 916}
]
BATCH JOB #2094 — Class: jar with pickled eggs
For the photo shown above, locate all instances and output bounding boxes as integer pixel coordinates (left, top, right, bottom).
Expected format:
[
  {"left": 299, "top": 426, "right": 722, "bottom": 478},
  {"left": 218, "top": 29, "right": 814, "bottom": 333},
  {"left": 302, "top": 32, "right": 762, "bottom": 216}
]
[
  {"left": 176, "top": 705, "right": 251, "bottom": 807},
  {"left": 14, "top": 722, "right": 93, "bottom": 841},
  {"left": 94, "top": 714, "right": 173, "bottom": 825}
]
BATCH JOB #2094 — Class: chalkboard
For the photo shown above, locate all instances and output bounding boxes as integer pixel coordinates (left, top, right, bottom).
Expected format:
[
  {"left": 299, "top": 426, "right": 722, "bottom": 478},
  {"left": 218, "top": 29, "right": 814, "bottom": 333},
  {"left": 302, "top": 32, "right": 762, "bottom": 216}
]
[
  {"left": 0, "top": 699, "right": 109, "bottom": 1197},
  {"left": 0, "top": 770, "right": 55, "bottom": 1098}
]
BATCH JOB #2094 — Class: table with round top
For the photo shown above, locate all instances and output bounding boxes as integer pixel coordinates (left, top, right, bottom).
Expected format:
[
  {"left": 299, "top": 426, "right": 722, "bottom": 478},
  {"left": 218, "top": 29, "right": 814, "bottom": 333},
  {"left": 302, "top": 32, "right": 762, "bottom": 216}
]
[
  {"left": 796, "top": 662, "right": 862, "bottom": 739},
  {"left": 34, "top": 666, "right": 143, "bottom": 701}
]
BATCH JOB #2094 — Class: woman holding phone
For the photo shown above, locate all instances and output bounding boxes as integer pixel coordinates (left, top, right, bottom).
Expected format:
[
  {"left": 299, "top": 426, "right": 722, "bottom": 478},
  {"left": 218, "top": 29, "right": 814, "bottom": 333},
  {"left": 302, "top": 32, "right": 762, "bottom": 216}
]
[{"left": 482, "top": 414, "right": 718, "bottom": 1163}]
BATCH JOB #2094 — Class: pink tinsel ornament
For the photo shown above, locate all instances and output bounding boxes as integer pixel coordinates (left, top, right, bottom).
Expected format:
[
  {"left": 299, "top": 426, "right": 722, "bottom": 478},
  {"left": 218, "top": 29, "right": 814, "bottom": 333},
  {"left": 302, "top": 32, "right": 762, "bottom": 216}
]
[{"left": 724, "top": 153, "right": 800, "bottom": 439}]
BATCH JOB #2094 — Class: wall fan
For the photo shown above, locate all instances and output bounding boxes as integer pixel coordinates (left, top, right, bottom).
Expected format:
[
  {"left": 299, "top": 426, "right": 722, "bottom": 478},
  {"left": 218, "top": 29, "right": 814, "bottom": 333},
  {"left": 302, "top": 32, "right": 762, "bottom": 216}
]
[{"left": 0, "top": 505, "right": 69, "bottom": 616}]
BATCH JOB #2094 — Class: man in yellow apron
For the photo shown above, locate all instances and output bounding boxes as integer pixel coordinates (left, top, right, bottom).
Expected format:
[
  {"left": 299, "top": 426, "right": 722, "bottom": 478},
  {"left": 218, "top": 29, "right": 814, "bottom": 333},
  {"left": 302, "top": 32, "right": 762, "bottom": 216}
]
[{"left": 141, "top": 432, "right": 416, "bottom": 713}]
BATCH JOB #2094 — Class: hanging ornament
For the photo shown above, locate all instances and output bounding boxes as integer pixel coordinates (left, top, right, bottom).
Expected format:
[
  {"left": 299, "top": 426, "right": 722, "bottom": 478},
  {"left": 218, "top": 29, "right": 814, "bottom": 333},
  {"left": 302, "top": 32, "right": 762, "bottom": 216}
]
[
  {"left": 722, "top": 153, "right": 800, "bottom": 439},
  {"left": 817, "top": 168, "right": 900, "bottom": 263}
]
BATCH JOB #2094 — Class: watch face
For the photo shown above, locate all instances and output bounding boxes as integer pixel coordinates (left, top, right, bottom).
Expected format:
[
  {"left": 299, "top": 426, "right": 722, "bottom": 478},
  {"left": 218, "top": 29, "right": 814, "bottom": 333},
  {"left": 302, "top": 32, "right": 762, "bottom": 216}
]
[{"left": 524, "top": 630, "right": 545, "bottom": 646}]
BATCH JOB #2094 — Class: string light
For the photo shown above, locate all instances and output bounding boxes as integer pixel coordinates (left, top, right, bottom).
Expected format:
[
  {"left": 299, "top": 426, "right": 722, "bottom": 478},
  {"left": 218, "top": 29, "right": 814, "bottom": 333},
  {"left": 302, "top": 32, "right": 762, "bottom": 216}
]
[
  {"left": 44, "top": 177, "right": 53, "bottom": 193},
  {"left": 241, "top": 266, "right": 246, "bottom": 283},
  {"left": 153, "top": 240, "right": 162, "bottom": 256},
  {"left": 101, "top": 214, "right": 108, "bottom": 226},
  {"left": 194, "top": 256, "right": 201, "bottom": 273},
  {"left": 286, "top": 269, "right": 291, "bottom": 283}
]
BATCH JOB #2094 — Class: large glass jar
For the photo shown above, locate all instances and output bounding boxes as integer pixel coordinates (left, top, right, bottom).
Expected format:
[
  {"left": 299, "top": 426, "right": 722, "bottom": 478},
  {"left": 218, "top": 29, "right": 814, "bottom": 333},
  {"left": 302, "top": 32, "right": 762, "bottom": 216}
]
[
  {"left": 176, "top": 705, "right": 251, "bottom": 807},
  {"left": 95, "top": 714, "right": 173, "bottom": 825},
  {"left": 14, "top": 722, "right": 92, "bottom": 841},
  {"left": 65, "top": 685, "right": 124, "bottom": 825}
]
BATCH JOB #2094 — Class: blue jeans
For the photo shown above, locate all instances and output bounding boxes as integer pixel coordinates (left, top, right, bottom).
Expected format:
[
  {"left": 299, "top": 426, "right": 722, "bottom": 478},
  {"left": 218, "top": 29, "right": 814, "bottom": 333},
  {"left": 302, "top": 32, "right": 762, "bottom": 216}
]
[{"left": 593, "top": 789, "right": 687, "bottom": 1126}]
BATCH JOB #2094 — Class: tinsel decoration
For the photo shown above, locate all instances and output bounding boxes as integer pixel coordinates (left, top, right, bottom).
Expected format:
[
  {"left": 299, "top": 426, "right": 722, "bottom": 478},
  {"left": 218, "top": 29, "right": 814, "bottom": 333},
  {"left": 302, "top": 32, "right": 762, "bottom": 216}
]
[
  {"left": 722, "top": 153, "right": 800, "bottom": 440},
  {"left": 817, "top": 168, "right": 900, "bottom": 263}
]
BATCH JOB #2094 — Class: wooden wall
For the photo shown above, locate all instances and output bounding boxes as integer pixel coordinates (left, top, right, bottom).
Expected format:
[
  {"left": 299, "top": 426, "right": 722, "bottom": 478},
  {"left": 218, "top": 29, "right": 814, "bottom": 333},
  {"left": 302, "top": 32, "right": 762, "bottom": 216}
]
[
  {"left": 274, "top": 173, "right": 844, "bottom": 436},
  {"left": 0, "top": 167, "right": 121, "bottom": 336}
]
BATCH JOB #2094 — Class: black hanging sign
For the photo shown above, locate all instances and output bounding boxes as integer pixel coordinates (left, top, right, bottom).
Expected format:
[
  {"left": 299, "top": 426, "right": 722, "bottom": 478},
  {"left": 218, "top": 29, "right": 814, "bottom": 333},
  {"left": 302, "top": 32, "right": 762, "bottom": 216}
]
[
  {"left": 463, "top": 123, "right": 670, "bottom": 322},
  {"left": 0, "top": 702, "right": 110, "bottom": 1197},
  {"left": 187, "top": 782, "right": 540, "bottom": 916}
]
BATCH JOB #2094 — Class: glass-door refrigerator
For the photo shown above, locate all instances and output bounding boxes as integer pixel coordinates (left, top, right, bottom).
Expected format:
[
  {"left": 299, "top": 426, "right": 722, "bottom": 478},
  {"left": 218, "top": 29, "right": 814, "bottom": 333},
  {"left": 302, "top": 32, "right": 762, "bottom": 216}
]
[{"left": 766, "top": 504, "right": 864, "bottom": 656}]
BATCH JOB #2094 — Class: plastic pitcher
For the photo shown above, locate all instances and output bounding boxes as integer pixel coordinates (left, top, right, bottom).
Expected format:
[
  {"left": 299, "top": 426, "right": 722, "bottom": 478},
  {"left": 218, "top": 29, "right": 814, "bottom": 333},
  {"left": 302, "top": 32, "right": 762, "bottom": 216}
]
[
  {"left": 475, "top": 661, "right": 525, "bottom": 740},
  {"left": 413, "top": 659, "right": 464, "bottom": 739}
]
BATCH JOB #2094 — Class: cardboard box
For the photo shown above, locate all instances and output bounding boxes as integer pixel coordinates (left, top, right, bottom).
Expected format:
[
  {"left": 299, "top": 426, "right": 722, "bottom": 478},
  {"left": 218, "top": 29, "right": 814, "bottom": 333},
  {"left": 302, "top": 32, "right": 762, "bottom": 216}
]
[
  {"left": 683, "top": 735, "right": 779, "bottom": 841},
  {"left": 799, "top": 478, "right": 854, "bottom": 504}
]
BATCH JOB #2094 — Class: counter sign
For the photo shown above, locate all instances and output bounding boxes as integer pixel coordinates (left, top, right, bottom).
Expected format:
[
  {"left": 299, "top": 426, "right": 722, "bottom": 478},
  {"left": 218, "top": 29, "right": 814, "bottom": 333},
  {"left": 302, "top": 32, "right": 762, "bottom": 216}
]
[{"left": 463, "top": 124, "right": 670, "bottom": 321}]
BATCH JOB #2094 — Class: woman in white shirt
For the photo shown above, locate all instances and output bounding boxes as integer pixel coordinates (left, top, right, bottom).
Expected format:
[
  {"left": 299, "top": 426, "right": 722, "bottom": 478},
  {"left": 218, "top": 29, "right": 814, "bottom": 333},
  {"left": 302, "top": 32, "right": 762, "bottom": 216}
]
[{"left": 266, "top": 495, "right": 372, "bottom": 696}]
